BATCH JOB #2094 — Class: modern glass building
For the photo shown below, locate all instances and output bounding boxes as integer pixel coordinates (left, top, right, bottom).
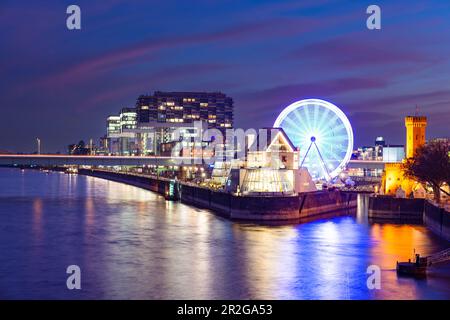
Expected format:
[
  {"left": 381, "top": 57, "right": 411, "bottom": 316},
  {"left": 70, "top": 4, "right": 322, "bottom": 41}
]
[
  {"left": 106, "top": 108, "right": 138, "bottom": 155},
  {"left": 104, "top": 91, "right": 233, "bottom": 156},
  {"left": 135, "top": 91, "right": 233, "bottom": 131},
  {"left": 134, "top": 91, "right": 233, "bottom": 155}
]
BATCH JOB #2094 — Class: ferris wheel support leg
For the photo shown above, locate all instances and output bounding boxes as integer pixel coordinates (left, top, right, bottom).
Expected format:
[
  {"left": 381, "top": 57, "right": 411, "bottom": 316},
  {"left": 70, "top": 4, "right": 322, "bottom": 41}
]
[
  {"left": 300, "top": 141, "right": 313, "bottom": 168},
  {"left": 314, "top": 142, "right": 331, "bottom": 181}
]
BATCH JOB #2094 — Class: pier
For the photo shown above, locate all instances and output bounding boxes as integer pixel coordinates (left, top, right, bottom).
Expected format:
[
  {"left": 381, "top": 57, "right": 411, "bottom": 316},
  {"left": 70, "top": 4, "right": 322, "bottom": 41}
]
[{"left": 78, "top": 168, "right": 357, "bottom": 221}]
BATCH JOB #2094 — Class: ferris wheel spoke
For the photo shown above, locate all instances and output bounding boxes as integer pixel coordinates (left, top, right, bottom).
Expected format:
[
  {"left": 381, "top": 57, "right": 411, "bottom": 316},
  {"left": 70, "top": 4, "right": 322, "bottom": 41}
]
[
  {"left": 322, "top": 148, "right": 347, "bottom": 162},
  {"left": 321, "top": 147, "right": 346, "bottom": 168},
  {"left": 315, "top": 142, "right": 340, "bottom": 165},
  {"left": 327, "top": 134, "right": 350, "bottom": 142},
  {"left": 282, "top": 116, "right": 298, "bottom": 131},
  {"left": 274, "top": 99, "right": 353, "bottom": 181},
  {"left": 282, "top": 117, "right": 306, "bottom": 142},
  {"left": 303, "top": 105, "right": 315, "bottom": 133},
  {"left": 282, "top": 124, "right": 305, "bottom": 147},
  {"left": 316, "top": 107, "right": 331, "bottom": 133},
  {"left": 319, "top": 119, "right": 342, "bottom": 138},
  {"left": 313, "top": 105, "right": 320, "bottom": 131},
  {"left": 293, "top": 107, "right": 313, "bottom": 134},
  {"left": 329, "top": 123, "right": 347, "bottom": 133}
]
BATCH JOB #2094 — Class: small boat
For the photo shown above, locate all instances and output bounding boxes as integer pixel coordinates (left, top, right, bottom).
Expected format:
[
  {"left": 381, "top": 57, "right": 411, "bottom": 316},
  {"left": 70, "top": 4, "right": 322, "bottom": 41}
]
[
  {"left": 65, "top": 167, "right": 78, "bottom": 174},
  {"left": 164, "top": 180, "right": 180, "bottom": 201},
  {"left": 396, "top": 254, "right": 428, "bottom": 278}
]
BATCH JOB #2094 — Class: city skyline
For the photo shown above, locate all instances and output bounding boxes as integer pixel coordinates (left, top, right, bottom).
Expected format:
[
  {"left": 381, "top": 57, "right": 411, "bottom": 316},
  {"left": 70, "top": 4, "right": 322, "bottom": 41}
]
[
  {"left": 1, "top": 1, "right": 449, "bottom": 303},
  {"left": 1, "top": 0, "right": 450, "bottom": 153}
]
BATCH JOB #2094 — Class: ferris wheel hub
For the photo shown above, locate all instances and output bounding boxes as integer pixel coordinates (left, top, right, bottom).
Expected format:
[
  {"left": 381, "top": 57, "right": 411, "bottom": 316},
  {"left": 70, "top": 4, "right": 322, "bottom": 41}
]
[{"left": 310, "top": 136, "right": 316, "bottom": 142}]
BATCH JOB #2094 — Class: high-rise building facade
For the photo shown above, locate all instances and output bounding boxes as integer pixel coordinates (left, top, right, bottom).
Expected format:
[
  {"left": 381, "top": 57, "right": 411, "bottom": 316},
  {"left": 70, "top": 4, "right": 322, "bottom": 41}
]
[
  {"left": 106, "top": 108, "right": 138, "bottom": 155},
  {"left": 135, "top": 91, "right": 233, "bottom": 131},
  {"left": 103, "top": 91, "right": 233, "bottom": 156},
  {"left": 107, "top": 116, "right": 121, "bottom": 137},
  {"left": 133, "top": 91, "right": 233, "bottom": 155},
  {"left": 120, "top": 108, "right": 137, "bottom": 131}
]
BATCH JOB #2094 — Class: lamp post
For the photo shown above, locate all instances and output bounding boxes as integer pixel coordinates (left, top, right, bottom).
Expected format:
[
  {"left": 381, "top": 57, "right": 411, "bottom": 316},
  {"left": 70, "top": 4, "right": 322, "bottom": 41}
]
[{"left": 36, "top": 138, "right": 41, "bottom": 155}]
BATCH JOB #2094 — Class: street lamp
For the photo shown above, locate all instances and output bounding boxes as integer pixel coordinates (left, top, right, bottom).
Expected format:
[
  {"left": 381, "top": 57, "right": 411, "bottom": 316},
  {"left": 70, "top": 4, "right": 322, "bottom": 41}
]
[{"left": 36, "top": 138, "right": 41, "bottom": 154}]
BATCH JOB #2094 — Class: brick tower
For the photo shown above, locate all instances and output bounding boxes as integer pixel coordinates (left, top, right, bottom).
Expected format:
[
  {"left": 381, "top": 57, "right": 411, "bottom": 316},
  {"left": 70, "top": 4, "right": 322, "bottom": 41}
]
[{"left": 405, "top": 116, "right": 427, "bottom": 158}]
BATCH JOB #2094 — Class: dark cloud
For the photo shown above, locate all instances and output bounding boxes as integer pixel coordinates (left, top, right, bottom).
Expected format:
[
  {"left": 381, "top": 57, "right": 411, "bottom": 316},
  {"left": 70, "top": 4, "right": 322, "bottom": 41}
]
[
  {"left": 239, "top": 77, "right": 388, "bottom": 102},
  {"left": 289, "top": 36, "right": 434, "bottom": 68},
  {"left": 0, "top": 0, "right": 449, "bottom": 152},
  {"left": 345, "top": 90, "right": 450, "bottom": 113}
]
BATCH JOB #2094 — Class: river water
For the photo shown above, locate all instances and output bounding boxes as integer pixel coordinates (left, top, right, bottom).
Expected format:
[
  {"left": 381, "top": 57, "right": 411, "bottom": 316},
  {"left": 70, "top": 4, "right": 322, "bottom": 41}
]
[{"left": 0, "top": 168, "right": 449, "bottom": 299}]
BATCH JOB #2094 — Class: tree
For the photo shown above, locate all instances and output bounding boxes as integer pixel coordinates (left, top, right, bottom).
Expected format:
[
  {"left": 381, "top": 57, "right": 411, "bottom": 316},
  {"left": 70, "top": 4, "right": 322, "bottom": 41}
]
[
  {"left": 68, "top": 140, "right": 89, "bottom": 155},
  {"left": 403, "top": 140, "right": 450, "bottom": 203}
]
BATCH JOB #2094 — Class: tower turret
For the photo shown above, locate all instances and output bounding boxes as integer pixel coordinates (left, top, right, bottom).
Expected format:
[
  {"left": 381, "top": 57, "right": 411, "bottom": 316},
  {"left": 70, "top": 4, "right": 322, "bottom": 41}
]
[{"left": 405, "top": 116, "right": 427, "bottom": 158}]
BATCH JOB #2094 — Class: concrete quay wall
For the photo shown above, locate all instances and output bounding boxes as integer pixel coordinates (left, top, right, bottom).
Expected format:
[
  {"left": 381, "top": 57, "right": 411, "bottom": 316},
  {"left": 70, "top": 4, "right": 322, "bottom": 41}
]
[
  {"left": 79, "top": 169, "right": 168, "bottom": 194},
  {"left": 368, "top": 195, "right": 450, "bottom": 241},
  {"left": 368, "top": 196, "right": 425, "bottom": 222},
  {"left": 423, "top": 201, "right": 450, "bottom": 241},
  {"left": 179, "top": 184, "right": 357, "bottom": 221},
  {"left": 79, "top": 169, "right": 357, "bottom": 221}
]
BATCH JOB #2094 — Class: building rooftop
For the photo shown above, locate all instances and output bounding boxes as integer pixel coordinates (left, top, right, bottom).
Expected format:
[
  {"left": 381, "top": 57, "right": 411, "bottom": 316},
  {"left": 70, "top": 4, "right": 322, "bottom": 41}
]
[{"left": 249, "top": 127, "right": 297, "bottom": 152}]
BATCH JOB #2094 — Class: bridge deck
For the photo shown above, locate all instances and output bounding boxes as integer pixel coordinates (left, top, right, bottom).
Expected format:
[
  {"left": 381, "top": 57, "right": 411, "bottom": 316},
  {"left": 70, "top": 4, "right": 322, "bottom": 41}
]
[
  {"left": 0, "top": 154, "right": 201, "bottom": 167},
  {"left": 0, "top": 154, "right": 393, "bottom": 169}
]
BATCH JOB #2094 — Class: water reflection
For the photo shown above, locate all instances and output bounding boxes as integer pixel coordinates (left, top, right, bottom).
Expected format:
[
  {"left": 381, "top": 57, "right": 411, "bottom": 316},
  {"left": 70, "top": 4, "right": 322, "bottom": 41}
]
[
  {"left": 0, "top": 168, "right": 449, "bottom": 300},
  {"left": 32, "top": 198, "right": 43, "bottom": 241}
]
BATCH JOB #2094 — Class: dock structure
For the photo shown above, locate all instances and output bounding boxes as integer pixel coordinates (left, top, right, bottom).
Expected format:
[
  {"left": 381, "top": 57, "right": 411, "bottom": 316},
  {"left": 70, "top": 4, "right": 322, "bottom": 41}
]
[
  {"left": 428, "top": 248, "right": 450, "bottom": 266},
  {"left": 0, "top": 154, "right": 200, "bottom": 167},
  {"left": 397, "top": 248, "right": 450, "bottom": 277},
  {"left": 74, "top": 168, "right": 357, "bottom": 221}
]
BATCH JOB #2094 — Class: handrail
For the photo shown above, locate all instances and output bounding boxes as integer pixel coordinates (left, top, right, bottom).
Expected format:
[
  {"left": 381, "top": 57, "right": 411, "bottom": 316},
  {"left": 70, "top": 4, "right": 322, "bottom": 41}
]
[{"left": 428, "top": 248, "right": 450, "bottom": 266}]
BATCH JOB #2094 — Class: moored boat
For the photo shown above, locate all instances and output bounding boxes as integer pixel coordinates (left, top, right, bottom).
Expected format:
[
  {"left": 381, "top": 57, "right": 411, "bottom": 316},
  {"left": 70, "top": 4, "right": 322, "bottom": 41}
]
[{"left": 396, "top": 254, "right": 428, "bottom": 277}]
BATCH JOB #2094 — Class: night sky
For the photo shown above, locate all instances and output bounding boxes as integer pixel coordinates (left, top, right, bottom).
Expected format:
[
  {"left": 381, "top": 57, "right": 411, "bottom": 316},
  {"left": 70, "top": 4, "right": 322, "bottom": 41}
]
[{"left": 1, "top": 0, "right": 449, "bottom": 153}]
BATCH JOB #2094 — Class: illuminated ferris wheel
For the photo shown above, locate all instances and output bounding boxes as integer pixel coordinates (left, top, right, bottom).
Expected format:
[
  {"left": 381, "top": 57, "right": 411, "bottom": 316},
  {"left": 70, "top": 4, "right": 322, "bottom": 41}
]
[{"left": 274, "top": 99, "right": 354, "bottom": 181}]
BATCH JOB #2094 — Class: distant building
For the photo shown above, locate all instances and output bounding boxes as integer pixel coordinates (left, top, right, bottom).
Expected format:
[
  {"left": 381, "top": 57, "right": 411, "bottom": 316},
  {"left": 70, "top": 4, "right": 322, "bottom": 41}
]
[
  {"left": 103, "top": 91, "right": 233, "bottom": 156},
  {"left": 68, "top": 140, "right": 91, "bottom": 155},
  {"left": 97, "top": 135, "right": 109, "bottom": 155},
  {"left": 374, "top": 136, "right": 385, "bottom": 159},
  {"left": 354, "top": 136, "right": 404, "bottom": 163},
  {"left": 107, "top": 115, "right": 121, "bottom": 136},
  {"left": 136, "top": 91, "right": 233, "bottom": 130},
  {"left": 120, "top": 108, "right": 137, "bottom": 131},
  {"left": 349, "top": 138, "right": 404, "bottom": 178},
  {"left": 382, "top": 115, "right": 427, "bottom": 197},
  {"left": 134, "top": 91, "right": 233, "bottom": 155},
  {"left": 375, "top": 136, "right": 386, "bottom": 147},
  {"left": 405, "top": 116, "right": 427, "bottom": 158},
  {"left": 382, "top": 145, "right": 405, "bottom": 162},
  {"left": 106, "top": 108, "right": 138, "bottom": 155}
]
